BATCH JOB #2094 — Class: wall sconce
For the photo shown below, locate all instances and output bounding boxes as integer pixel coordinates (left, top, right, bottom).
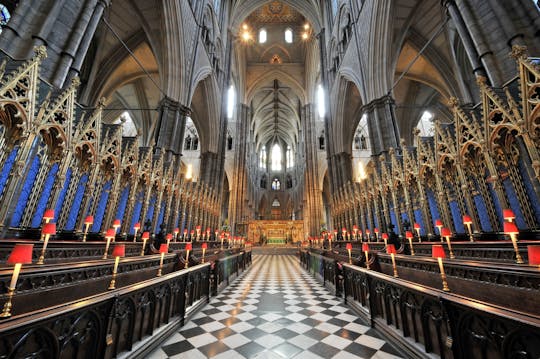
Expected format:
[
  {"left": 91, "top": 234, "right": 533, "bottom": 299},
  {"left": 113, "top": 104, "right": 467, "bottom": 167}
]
[
  {"left": 83, "top": 215, "right": 93, "bottom": 242},
  {"left": 133, "top": 222, "right": 141, "bottom": 242},
  {"left": 157, "top": 244, "right": 168, "bottom": 276},
  {"left": 386, "top": 244, "right": 398, "bottom": 278},
  {"left": 185, "top": 242, "right": 192, "bottom": 269},
  {"left": 440, "top": 227, "right": 455, "bottom": 259},
  {"left": 432, "top": 245, "right": 450, "bottom": 291},
  {"left": 405, "top": 231, "right": 415, "bottom": 255},
  {"left": 463, "top": 215, "right": 473, "bottom": 242},
  {"left": 112, "top": 219, "right": 121, "bottom": 237},
  {"left": 362, "top": 242, "right": 370, "bottom": 269},
  {"left": 413, "top": 222, "right": 421, "bottom": 242},
  {"left": 382, "top": 233, "right": 388, "bottom": 246},
  {"left": 503, "top": 208, "right": 515, "bottom": 223},
  {"left": 108, "top": 244, "right": 125, "bottom": 290},
  {"left": 141, "top": 231, "right": 150, "bottom": 256},
  {"left": 1, "top": 244, "right": 33, "bottom": 318},
  {"left": 504, "top": 222, "right": 523, "bottom": 264},
  {"left": 434, "top": 219, "right": 443, "bottom": 240},
  {"left": 527, "top": 245, "right": 540, "bottom": 269},
  {"left": 43, "top": 209, "right": 54, "bottom": 224},
  {"left": 37, "top": 223, "right": 56, "bottom": 264},
  {"left": 103, "top": 228, "right": 115, "bottom": 260},
  {"left": 202, "top": 242, "right": 208, "bottom": 263}
]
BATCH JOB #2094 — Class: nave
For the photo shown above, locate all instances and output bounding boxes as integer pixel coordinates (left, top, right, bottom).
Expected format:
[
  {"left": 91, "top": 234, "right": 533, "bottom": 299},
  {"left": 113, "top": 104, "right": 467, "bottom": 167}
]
[{"left": 150, "top": 255, "right": 402, "bottom": 359}]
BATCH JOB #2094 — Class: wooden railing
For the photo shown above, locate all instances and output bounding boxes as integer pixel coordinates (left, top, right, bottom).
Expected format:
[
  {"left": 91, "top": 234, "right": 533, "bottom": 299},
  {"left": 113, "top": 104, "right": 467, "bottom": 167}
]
[
  {"left": 214, "top": 251, "right": 252, "bottom": 294},
  {"left": 300, "top": 249, "right": 540, "bottom": 359},
  {"left": 0, "top": 250, "right": 252, "bottom": 358}
]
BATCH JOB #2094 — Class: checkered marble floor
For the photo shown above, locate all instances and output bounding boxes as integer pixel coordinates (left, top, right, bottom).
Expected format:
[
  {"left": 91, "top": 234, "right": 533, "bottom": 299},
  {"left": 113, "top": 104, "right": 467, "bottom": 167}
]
[{"left": 149, "top": 255, "right": 403, "bottom": 359}]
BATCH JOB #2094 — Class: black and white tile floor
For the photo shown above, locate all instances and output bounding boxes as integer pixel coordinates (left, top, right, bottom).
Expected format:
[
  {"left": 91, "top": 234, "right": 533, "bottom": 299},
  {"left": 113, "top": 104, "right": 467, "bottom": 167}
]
[{"left": 149, "top": 255, "right": 403, "bottom": 359}]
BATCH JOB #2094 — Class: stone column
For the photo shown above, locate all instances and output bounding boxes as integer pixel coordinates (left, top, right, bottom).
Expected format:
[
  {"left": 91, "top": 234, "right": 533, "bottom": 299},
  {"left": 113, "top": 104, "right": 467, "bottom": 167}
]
[
  {"left": 229, "top": 104, "right": 249, "bottom": 235},
  {"left": 364, "top": 95, "right": 400, "bottom": 158},
  {"left": 302, "top": 104, "right": 324, "bottom": 235}
]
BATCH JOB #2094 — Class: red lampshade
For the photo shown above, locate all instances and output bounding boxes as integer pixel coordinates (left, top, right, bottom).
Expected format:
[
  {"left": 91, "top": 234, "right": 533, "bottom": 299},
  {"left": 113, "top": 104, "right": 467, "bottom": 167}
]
[
  {"left": 374, "top": 228, "right": 379, "bottom": 234},
  {"left": 43, "top": 209, "right": 55, "bottom": 220},
  {"left": 504, "top": 222, "right": 519, "bottom": 234},
  {"left": 503, "top": 209, "right": 515, "bottom": 220},
  {"left": 386, "top": 244, "right": 397, "bottom": 254},
  {"left": 463, "top": 215, "right": 472, "bottom": 224},
  {"left": 141, "top": 231, "right": 150, "bottom": 240},
  {"left": 362, "top": 243, "right": 370, "bottom": 252},
  {"left": 7, "top": 244, "right": 34, "bottom": 264},
  {"left": 206, "top": 228, "right": 210, "bottom": 233},
  {"left": 333, "top": 230, "right": 337, "bottom": 234},
  {"left": 113, "top": 219, "right": 121, "bottom": 227},
  {"left": 84, "top": 215, "right": 94, "bottom": 225},
  {"left": 366, "top": 229, "right": 370, "bottom": 234},
  {"left": 405, "top": 231, "right": 413, "bottom": 239},
  {"left": 202, "top": 242, "right": 208, "bottom": 249},
  {"left": 166, "top": 234, "right": 173, "bottom": 241},
  {"left": 190, "top": 230, "right": 194, "bottom": 235},
  {"left": 42, "top": 222, "right": 56, "bottom": 235},
  {"left": 353, "top": 225, "right": 358, "bottom": 231},
  {"left": 435, "top": 219, "right": 443, "bottom": 227},
  {"left": 174, "top": 228, "right": 179, "bottom": 234},
  {"left": 159, "top": 244, "right": 169, "bottom": 253},
  {"left": 111, "top": 244, "right": 125, "bottom": 257},
  {"left": 346, "top": 243, "right": 352, "bottom": 250},
  {"left": 382, "top": 233, "right": 389, "bottom": 240},
  {"left": 134, "top": 222, "right": 141, "bottom": 230},
  {"left": 105, "top": 228, "right": 116, "bottom": 238},
  {"left": 432, "top": 245, "right": 446, "bottom": 259},
  {"left": 527, "top": 246, "right": 540, "bottom": 265},
  {"left": 183, "top": 229, "right": 188, "bottom": 235},
  {"left": 441, "top": 228, "right": 451, "bottom": 237},
  {"left": 185, "top": 243, "right": 192, "bottom": 251},
  {"left": 413, "top": 223, "right": 421, "bottom": 230},
  {"left": 196, "top": 225, "right": 201, "bottom": 231}
]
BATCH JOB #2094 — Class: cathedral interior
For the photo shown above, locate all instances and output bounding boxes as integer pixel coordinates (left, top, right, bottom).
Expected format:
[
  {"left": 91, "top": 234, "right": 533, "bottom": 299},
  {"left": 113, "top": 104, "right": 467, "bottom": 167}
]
[{"left": 0, "top": 1, "right": 539, "bottom": 358}]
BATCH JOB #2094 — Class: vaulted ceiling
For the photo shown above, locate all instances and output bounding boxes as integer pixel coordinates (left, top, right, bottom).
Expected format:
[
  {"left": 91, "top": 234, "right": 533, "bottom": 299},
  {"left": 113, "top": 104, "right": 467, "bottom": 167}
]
[{"left": 241, "top": 1, "right": 308, "bottom": 151}]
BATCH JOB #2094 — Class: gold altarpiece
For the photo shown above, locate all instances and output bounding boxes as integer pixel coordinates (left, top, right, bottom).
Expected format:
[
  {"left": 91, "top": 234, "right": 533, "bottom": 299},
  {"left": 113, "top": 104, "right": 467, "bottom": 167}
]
[{"left": 247, "top": 220, "right": 304, "bottom": 245}]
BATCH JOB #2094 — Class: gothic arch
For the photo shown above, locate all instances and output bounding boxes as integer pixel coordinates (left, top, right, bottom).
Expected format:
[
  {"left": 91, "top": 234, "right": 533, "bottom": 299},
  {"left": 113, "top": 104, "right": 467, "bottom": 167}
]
[
  {"left": 190, "top": 71, "right": 220, "bottom": 153},
  {"left": 331, "top": 75, "right": 365, "bottom": 154},
  {"left": 245, "top": 69, "right": 307, "bottom": 105}
]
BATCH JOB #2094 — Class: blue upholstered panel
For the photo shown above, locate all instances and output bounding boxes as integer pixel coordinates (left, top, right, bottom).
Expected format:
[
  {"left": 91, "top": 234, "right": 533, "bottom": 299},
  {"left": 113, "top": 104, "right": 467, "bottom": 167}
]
[
  {"left": 156, "top": 201, "right": 165, "bottom": 232},
  {"left": 518, "top": 159, "right": 540, "bottom": 224},
  {"left": 502, "top": 178, "right": 527, "bottom": 229},
  {"left": 65, "top": 173, "right": 88, "bottom": 230},
  {"left": 92, "top": 180, "right": 111, "bottom": 232},
  {"left": 450, "top": 201, "right": 465, "bottom": 233},
  {"left": 426, "top": 189, "right": 440, "bottom": 224},
  {"left": 11, "top": 155, "right": 41, "bottom": 227},
  {"left": 146, "top": 195, "right": 156, "bottom": 222},
  {"left": 115, "top": 186, "right": 130, "bottom": 224},
  {"left": 53, "top": 168, "right": 72, "bottom": 225},
  {"left": 488, "top": 182, "right": 503, "bottom": 226},
  {"left": 413, "top": 209, "right": 424, "bottom": 235},
  {"left": 130, "top": 191, "right": 144, "bottom": 234},
  {"left": 389, "top": 210, "right": 397, "bottom": 234},
  {"left": 30, "top": 163, "right": 59, "bottom": 228},
  {"left": 473, "top": 195, "right": 493, "bottom": 232}
]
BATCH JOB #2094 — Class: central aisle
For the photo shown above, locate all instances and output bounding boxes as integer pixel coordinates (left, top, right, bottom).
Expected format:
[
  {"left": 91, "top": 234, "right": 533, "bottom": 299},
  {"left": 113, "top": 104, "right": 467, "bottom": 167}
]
[{"left": 150, "top": 255, "right": 402, "bottom": 359}]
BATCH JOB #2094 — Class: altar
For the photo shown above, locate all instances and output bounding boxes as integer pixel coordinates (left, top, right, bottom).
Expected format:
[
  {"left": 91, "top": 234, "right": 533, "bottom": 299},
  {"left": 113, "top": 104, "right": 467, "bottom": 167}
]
[{"left": 247, "top": 220, "right": 304, "bottom": 245}]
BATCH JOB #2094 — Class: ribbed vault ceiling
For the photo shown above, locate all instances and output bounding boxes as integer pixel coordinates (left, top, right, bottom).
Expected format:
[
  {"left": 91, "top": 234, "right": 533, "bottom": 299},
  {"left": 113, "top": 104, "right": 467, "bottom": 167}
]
[{"left": 252, "top": 79, "right": 300, "bottom": 149}]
